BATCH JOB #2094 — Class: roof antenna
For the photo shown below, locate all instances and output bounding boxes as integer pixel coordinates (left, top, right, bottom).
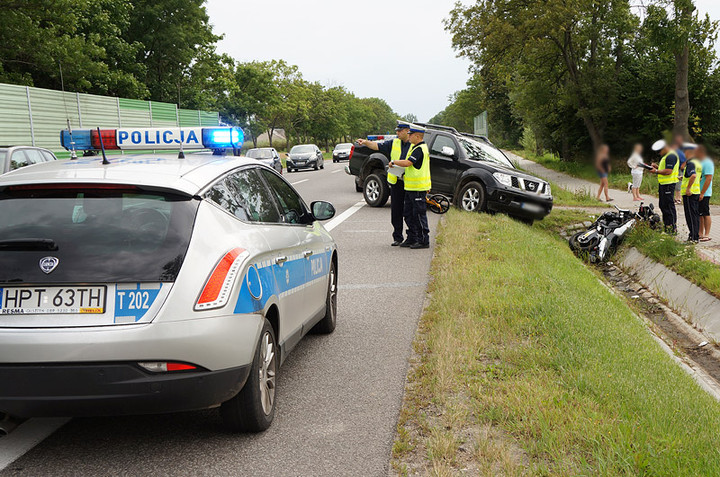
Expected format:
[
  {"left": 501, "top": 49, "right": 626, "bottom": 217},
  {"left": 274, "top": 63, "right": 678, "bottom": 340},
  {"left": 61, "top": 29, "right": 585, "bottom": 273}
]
[
  {"left": 96, "top": 127, "right": 110, "bottom": 165},
  {"left": 58, "top": 61, "right": 78, "bottom": 159},
  {"left": 178, "top": 132, "right": 185, "bottom": 159}
]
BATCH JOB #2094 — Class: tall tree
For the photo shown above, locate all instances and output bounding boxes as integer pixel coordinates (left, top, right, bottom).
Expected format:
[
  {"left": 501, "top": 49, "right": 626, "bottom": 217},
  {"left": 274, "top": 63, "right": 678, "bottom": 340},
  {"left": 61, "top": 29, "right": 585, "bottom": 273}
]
[
  {"left": 446, "top": 0, "right": 637, "bottom": 151},
  {"left": 126, "top": 0, "right": 220, "bottom": 106}
]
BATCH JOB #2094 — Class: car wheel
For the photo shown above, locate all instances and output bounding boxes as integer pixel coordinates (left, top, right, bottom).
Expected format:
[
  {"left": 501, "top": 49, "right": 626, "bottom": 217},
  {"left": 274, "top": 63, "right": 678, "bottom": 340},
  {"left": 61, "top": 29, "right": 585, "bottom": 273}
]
[
  {"left": 355, "top": 177, "right": 363, "bottom": 193},
  {"left": 312, "top": 260, "right": 337, "bottom": 334},
  {"left": 313, "top": 161, "right": 319, "bottom": 171},
  {"left": 221, "top": 319, "right": 277, "bottom": 432},
  {"left": 458, "top": 181, "right": 486, "bottom": 212},
  {"left": 320, "top": 159, "right": 324, "bottom": 169},
  {"left": 363, "top": 172, "right": 390, "bottom": 207}
]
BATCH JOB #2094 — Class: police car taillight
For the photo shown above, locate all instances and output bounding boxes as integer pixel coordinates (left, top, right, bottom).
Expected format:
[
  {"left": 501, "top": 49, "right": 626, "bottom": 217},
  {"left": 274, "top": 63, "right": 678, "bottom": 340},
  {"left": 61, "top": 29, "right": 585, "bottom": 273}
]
[
  {"left": 194, "top": 247, "right": 249, "bottom": 311},
  {"left": 138, "top": 362, "right": 198, "bottom": 373}
]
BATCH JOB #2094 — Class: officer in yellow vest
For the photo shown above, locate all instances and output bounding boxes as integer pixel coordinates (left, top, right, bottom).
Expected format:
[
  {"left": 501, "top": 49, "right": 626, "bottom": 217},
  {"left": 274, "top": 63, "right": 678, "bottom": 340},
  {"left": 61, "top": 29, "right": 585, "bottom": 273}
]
[
  {"left": 389, "top": 124, "right": 431, "bottom": 249},
  {"left": 649, "top": 139, "right": 680, "bottom": 234},
  {"left": 356, "top": 120, "right": 412, "bottom": 246},
  {"left": 680, "top": 155, "right": 703, "bottom": 242}
]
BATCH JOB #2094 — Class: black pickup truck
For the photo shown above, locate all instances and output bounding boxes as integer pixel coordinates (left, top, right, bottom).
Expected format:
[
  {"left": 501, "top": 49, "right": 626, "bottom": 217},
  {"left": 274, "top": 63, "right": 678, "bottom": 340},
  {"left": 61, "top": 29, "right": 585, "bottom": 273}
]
[{"left": 346, "top": 124, "right": 553, "bottom": 223}]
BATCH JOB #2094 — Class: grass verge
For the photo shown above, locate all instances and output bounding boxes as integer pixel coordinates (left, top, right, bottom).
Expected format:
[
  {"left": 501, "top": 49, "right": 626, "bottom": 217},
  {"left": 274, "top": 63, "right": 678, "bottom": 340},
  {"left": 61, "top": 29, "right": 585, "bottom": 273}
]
[
  {"left": 393, "top": 210, "right": 720, "bottom": 475},
  {"left": 626, "top": 224, "right": 720, "bottom": 298}
]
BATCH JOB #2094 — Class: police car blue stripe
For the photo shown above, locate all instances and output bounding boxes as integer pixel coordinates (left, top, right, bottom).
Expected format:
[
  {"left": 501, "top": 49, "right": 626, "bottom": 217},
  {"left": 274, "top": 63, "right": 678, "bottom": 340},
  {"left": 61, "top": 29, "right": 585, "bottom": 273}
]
[{"left": 233, "top": 251, "right": 333, "bottom": 315}]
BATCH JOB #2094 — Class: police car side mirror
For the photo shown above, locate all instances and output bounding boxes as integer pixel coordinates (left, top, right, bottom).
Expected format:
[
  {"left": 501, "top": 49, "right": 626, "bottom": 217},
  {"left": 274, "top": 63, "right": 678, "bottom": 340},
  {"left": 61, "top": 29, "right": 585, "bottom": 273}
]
[
  {"left": 441, "top": 146, "right": 455, "bottom": 157},
  {"left": 311, "top": 201, "right": 335, "bottom": 221}
]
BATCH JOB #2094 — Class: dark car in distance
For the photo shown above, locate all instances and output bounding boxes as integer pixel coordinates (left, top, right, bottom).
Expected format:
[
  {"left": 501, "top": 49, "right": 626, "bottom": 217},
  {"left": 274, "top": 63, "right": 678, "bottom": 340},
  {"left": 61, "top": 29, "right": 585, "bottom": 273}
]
[
  {"left": 346, "top": 124, "right": 553, "bottom": 223},
  {"left": 286, "top": 144, "right": 324, "bottom": 172}
]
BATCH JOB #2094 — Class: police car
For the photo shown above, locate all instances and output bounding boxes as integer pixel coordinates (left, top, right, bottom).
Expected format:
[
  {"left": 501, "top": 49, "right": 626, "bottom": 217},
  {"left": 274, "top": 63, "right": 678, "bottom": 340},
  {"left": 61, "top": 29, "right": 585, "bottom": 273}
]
[{"left": 0, "top": 127, "right": 338, "bottom": 432}]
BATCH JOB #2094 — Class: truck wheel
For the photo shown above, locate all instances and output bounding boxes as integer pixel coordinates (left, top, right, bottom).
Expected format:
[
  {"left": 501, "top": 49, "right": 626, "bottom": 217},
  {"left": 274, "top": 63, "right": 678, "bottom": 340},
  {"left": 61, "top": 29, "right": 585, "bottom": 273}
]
[
  {"left": 363, "top": 172, "right": 389, "bottom": 207},
  {"left": 457, "top": 181, "right": 486, "bottom": 212}
]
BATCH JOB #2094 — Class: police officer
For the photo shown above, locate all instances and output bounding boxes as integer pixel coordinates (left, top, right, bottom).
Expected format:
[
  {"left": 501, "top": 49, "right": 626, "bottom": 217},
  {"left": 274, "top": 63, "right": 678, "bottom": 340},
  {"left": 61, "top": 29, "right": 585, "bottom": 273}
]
[
  {"left": 357, "top": 120, "right": 412, "bottom": 246},
  {"left": 649, "top": 139, "right": 680, "bottom": 234},
  {"left": 680, "top": 152, "right": 703, "bottom": 242},
  {"left": 389, "top": 124, "right": 431, "bottom": 249}
]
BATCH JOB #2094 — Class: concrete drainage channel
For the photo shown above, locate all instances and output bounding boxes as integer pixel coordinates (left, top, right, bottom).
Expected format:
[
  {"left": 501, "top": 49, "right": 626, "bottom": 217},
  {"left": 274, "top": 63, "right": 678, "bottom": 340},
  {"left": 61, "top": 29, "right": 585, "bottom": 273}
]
[{"left": 559, "top": 224, "right": 720, "bottom": 400}]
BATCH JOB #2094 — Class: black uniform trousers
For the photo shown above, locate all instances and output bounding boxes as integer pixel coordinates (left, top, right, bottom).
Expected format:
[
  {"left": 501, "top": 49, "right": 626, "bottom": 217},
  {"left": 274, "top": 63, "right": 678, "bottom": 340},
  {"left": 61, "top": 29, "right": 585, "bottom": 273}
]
[
  {"left": 404, "top": 190, "right": 429, "bottom": 245},
  {"left": 390, "top": 180, "right": 406, "bottom": 242},
  {"left": 683, "top": 194, "right": 700, "bottom": 242},
  {"left": 658, "top": 183, "right": 677, "bottom": 233}
]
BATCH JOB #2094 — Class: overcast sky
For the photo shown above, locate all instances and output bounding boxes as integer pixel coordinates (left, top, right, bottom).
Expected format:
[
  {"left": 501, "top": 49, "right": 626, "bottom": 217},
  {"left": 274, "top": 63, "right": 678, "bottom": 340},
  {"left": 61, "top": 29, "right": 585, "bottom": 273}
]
[{"left": 207, "top": 0, "right": 720, "bottom": 123}]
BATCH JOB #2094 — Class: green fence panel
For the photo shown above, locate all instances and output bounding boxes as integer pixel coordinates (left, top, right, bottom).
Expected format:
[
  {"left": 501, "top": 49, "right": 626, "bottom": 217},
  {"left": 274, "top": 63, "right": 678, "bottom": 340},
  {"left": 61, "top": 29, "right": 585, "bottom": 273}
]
[
  {"left": 79, "top": 93, "right": 120, "bottom": 129},
  {"left": 0, "top": 84, "right": 33, "bottom": 146},
  {"left": 199, "top": 111, "right": 220, "bottom": 126},
  {"left": 0, "top": 82, "right": 219, "bottom": 155},
  {"left": 118, "top": 98, "right": 152, "bottom": 127},
  {"left": 28, "top": 87, "right": 82, "bottom": 150},
  {"left": 150, "top": 101, "right": 178, "bottom": 127},
  {"left": 178, "top": 109, "right": 201, "bottom": 127}
]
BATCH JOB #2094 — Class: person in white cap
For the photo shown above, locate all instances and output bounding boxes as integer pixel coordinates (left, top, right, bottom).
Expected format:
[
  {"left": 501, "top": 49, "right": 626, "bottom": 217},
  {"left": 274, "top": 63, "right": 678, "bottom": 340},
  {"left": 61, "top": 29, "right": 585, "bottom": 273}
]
[{"left": 649, "top": 139, "right": 680, "bottom": 233}]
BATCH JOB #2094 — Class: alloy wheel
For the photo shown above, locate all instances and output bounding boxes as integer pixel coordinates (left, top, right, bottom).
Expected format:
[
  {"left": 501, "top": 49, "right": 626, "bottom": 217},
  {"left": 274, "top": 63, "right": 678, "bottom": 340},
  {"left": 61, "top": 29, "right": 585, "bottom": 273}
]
[
  {"left": 258, "top": 331, "right": 276, "bottom": 415},
  {"left": 366, "top": 179, "right": 380, "bottom": 202},
  {"left": 462, "top": 188, "right": 481, "bottom": 211}
]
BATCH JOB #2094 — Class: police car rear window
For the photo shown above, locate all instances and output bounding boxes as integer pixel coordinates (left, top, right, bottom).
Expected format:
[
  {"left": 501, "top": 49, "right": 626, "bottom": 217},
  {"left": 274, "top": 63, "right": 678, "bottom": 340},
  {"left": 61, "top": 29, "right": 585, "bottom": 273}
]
[{"left": 0, "top": 186, "right": 198, "bottom": 283}]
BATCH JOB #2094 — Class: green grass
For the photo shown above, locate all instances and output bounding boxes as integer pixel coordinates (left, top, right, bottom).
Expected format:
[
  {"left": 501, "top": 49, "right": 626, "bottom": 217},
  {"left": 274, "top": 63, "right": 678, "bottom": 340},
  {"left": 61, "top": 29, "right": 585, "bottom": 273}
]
[
  {"left": 548, "top": 180, "right": 609, "bottom": 208},
  {"left": 393, "top": 210, "right": 720, "bottom": 475},
  {"left": 626, "top": 224, "right": 720, "bottom": 298}
]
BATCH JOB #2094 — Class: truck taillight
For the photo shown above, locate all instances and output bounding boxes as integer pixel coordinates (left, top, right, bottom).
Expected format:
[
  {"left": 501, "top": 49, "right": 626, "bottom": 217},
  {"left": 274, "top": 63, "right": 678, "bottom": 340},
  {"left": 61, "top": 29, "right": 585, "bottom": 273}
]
[
  {"left": 194, "top": 247, "right": 249, "bottom": 311},
  {"left": 348, "top": 145, "right": 355, "bottom": 161}
]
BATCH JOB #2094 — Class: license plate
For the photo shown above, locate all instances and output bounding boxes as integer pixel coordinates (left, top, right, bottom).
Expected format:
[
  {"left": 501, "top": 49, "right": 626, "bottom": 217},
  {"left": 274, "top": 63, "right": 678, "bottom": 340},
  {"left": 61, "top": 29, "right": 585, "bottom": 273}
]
[
  {"left": 0, "top": 286, "right": 107, "bottom": 315},
  {"left": 521, "top": 203, "right": 544, "bottom": 213}
]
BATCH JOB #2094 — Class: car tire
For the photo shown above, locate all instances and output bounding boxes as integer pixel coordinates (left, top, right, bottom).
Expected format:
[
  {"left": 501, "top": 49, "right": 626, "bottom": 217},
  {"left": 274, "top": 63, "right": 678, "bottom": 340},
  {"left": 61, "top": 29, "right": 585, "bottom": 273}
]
[
  {"left": 355, "top": 177, "right": 363, "bottom": 193},
  {"left": 363, "top": 172, "right": 390, "bottom": 207},
  {"left": 220, "top": 319, "right": 277, "bottom": 433},
  {"left": 320, "top": 159, "right": 324, "bottom": 169},
  {"left": 457, "top": 181, "right": 486, "bottom": 212},
  {"left": 312, "top": 260, "right": 337, "bottom": 334},
  {"left": 314, "top": 161, "right": 319, "bottom": 171}
]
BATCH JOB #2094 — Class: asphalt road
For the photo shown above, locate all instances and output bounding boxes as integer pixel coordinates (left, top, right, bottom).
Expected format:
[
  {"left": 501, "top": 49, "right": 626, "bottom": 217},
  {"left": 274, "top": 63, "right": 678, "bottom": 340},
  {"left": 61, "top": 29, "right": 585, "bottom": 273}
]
[{"left": 0, "top": 160, "right": 440, "bottom": 476}]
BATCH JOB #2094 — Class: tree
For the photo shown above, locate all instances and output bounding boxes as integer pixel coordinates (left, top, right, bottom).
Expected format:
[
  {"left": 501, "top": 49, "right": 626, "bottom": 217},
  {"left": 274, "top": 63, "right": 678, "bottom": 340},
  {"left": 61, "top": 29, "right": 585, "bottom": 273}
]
[
  {"left": 446, "top": 0, "right": 638, "bottom": 151},
  {"left": 643, "top": 0, "right": 718, "bottom": 140},
  {"left": 125, "top": 0, "right": 220, "bottom": 106},
  {"left": 402, "top": 113, "right": 418, "bottom": 123}
]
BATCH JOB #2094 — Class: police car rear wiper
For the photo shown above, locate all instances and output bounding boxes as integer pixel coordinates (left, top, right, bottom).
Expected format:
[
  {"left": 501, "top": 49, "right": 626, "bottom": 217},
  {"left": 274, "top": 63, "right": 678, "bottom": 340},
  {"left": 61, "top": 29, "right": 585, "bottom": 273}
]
[{"left": 0, "top": 238, "right": 58, "bottom": 251}]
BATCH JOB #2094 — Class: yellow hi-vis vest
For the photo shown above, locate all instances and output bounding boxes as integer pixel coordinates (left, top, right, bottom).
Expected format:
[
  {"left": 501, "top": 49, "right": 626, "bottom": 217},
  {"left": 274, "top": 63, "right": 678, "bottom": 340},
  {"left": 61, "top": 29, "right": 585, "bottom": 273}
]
[
  {"left": 657, "top": 151, "right": 680, "bottom": 185},
  {"left": 681, "top": 158, "right": 703, "bottom": 195},
  {"left": 387, "top": 139, "right": 405, "bottom": 185},
  {"left": 404, "top": 143, "right": 431, "bottom": 191}
]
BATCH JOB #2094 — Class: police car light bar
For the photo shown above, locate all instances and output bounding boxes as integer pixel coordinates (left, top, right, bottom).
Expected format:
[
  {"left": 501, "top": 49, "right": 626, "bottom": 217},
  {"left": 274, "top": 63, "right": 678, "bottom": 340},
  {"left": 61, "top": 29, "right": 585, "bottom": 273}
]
[
  {"left": 366, "top": 135, "right": 397, "bottom": 141},
  {"left": 60, "top": 127, "right": 244, "bottom": 151}
]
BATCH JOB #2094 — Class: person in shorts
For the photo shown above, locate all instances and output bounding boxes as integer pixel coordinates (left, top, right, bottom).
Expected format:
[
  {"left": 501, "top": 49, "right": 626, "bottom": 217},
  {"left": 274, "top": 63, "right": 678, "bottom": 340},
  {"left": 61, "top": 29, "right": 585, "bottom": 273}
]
[
  {"left": 697, "top": 145, "right": 714, "bottom": 241},
  {"left": 627, "top": 143, "right": 651, "bottom": 201}
]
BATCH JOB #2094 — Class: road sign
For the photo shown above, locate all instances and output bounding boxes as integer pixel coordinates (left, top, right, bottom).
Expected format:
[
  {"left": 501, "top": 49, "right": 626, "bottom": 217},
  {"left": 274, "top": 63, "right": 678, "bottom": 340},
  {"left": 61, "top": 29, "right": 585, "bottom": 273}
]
[{"left": 474, "top": 111, "right": 488, "bottom": 136}]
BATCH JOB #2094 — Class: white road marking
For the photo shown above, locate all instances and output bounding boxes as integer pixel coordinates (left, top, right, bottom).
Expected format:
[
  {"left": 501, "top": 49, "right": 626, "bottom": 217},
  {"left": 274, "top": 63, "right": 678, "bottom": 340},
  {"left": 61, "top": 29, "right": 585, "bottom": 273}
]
[
  {"left": 331, "top": 169, "right": 343, "bottom": 174},
  {"left": 325, "top": 201, "right": 366, "bottom": 232},
  {"left": 0, "top": 418, "right": 70, "bottom": 471},
  {"left": 291, "top": 179, "right": 309, "bottom": 186}
]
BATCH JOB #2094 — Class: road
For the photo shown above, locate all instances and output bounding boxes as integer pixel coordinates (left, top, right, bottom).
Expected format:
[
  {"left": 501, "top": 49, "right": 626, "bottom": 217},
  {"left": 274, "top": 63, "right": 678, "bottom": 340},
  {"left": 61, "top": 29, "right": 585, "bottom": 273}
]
[{"left": 0, "top": 160, "right": 440, "bottom": 476}]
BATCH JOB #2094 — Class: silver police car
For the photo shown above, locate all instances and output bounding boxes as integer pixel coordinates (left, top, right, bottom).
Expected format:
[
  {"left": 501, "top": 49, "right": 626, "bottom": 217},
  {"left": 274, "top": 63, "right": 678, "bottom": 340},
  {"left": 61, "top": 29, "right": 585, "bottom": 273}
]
[{"left": 0, "top": 145, "right": 338, "bottom": 432}]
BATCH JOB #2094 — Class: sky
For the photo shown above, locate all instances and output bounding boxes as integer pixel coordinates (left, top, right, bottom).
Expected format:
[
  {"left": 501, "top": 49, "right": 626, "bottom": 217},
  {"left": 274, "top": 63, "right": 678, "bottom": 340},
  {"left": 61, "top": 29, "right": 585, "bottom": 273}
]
[
  {"left": 206, "top": 1, "right": 720, "bottom": 123},
  {"left": 205, "top": 0, "right": 471, "bottom": 122}
]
